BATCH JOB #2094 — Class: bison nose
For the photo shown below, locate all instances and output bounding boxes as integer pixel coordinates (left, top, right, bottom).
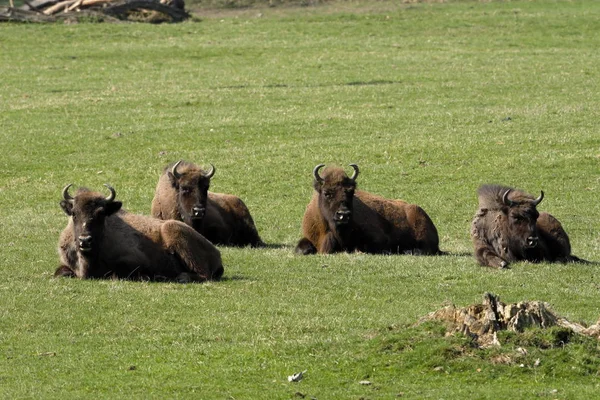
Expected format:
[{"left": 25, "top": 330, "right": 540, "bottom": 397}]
[
  {"left": 334, "top": 210, "right": 352, "bottom": 223},
  {"left": 78, "top": 235, "right": 93, "bottom": 252},
  {"left": 526, "top": 236, "right": 539, "bottom": 248},
  {"left": 192, "top": 206, "right": 205, "bottom": 219}
]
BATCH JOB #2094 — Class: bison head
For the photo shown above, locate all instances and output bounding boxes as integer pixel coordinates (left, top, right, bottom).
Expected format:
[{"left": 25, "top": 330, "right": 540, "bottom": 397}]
[
  {"left": 167, "top": 160, "right": 215, "bottom": 225},
  {"left": 501, "top": 188, "right": 544, "bottom": 255},
  {"left": 313, "top": 163, "right": 359, "bottom": 228},
  {"left": 60, "top": 184, "right": 122, "bottom": 254}
]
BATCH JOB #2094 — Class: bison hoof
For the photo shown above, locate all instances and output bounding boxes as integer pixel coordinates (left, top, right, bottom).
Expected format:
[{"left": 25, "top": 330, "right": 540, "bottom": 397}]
[
  {"left": 499, "top": 260, "right": 510, "bottom": 269},
  {"left": 295, "top": 238, "right": 317, "bottom": 255},
  {"left": 54, "top": 266, "right": 76, "bottom": 278},
  {"left": 175, "top": 272, "right": 193, "bottom": 283}
]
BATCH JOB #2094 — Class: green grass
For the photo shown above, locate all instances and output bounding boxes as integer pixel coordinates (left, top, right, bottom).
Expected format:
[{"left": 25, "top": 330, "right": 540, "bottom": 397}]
[{"left": 1, "top": 0, "right": 600, "bottom": 398}]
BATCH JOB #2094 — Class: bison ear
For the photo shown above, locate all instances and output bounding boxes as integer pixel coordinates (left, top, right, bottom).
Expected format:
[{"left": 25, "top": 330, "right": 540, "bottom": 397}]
[
  {"left": 167, "top": 172, "right": 180, "bottom": 189},
  {"left": 105, "top": 201, "right": 122, "bottom": 216},
  {"left": 313, "top": 179, "right": 323, "bottom": 193},
  {"left": 60, "top": 200, "right": 73, "bottom": 216}
]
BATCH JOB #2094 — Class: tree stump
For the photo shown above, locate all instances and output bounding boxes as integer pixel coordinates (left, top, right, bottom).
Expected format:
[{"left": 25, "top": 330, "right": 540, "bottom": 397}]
[{"left": 420, "top": 292, "right": 599, "bottom": 347}]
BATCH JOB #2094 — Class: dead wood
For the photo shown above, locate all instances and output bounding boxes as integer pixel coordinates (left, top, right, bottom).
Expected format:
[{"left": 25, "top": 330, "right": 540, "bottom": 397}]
[
  {"left": 0, "top": 7, "right": 58, "bottom": 22},
  {"left": 2, "top": 0, "right": 190, "bottom": 23},
  {"left": 43, "top": 0, "right": 77, "bottom": 15},
  {"left": 19, "top": 0, "right": 58, "bottom": 10},
  {"left": 103, "top": 0, "right": 190, "bottom": 22},
  {"left": 67, "top": 0, "right": 85, "bottom": 11},
  {"left": 419, "top": 292, "right": 597, "bottom": 347}
]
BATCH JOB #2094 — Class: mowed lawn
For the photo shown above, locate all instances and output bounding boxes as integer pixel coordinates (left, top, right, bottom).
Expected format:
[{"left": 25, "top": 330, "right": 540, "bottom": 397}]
[{"left": 1, "top": 0, "right": 599, "bottom": 398}]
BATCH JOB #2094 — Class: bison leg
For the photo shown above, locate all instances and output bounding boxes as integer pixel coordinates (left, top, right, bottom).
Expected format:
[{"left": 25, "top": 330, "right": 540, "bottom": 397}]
[
  {"left": 54, "top": 265, "right": 76, "bottom": 278},
  {"left": 474, "top": 244, "right": 509, "bottom": 269},
  {"left": 295, "top": 238, "right": 317, "bottom": 255},
  {"left": 161, "top": 221, "right": 223, "bottom": 281},
  {"left": 318, "top": 232, "right": 344, "bottom": 254},
  {"left": 175, "top": 272, "right": 206, "bottom": 283}
]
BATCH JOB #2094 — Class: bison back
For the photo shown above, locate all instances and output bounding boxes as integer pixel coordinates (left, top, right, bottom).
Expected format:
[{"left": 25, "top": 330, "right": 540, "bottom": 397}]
[{"left": 151, "top": 173, "right": 180, "bottom": 221}]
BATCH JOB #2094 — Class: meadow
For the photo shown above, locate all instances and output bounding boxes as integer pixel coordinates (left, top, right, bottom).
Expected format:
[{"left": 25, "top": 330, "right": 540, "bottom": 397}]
[{"left": 1, "top": 0, "right": 599, "bottom": 398}]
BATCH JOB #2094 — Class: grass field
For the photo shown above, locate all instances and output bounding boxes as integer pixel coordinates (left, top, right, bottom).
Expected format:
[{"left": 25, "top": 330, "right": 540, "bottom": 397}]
[{"left": 1, "top": 0, "right": 600, "bottom": 398}]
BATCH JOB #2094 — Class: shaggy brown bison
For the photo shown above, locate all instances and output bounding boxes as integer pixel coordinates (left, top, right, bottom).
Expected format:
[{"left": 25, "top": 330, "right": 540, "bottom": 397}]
[
  {"left": 55, "top": 184, "right": 223, "bottom": 282},
  {"left": 151, "top": 160, "right": 264, "bottom": 247},
  {"left": 470, "top": 184, "right": 582, "bottom": 268},
  {"left": 295, "top": 164, "right": 441, "bottom": 255}
]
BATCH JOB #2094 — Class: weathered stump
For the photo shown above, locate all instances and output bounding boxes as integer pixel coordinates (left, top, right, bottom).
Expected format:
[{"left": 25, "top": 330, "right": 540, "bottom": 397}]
[{"left": 420, "top": 292, "right": 600, "bottom": 347}]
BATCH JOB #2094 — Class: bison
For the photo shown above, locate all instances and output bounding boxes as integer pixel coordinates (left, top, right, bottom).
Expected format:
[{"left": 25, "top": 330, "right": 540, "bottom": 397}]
[
  {"left": 295, "top": 164, "right": 441, "bottom": 255},
  {"left": 151, "top": 160, "right": 264, "bottom": 247},
  {"left": 55, "top": 184, "right": 223, "bottom": 282},
  {"left": 470, "top": 184, "right": 582, "bottom": 268}
]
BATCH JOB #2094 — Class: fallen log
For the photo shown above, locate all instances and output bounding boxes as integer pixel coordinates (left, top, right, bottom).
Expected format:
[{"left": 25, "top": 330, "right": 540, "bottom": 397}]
[
  {"left": 19, "top": 0, "right": 58, "bottom": 11},
  {"left": 103, "top": 0, "right": 190, "bottom": 22},
  {"left": 0, "top": 7, "right": 59, "bottom": 22}
]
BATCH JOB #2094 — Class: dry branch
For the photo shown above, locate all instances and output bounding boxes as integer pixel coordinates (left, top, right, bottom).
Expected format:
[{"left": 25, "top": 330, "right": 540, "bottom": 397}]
[
  {"left": 43, "top": 0, "right": 76, "bottom": 15},
  {"left": 67, "top": 0, "right": 85, "bottom": 11}
]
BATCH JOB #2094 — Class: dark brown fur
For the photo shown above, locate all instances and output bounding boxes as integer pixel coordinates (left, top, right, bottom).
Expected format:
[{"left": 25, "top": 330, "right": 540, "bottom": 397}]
[
  {"left": 295, "top": 164, "right": 441, "bottom": 255},
  {"left": 151, "top": 160, "right": 264, "bottom": 247},
  {"left": 470, "top": 184, "right": 578, "bottom": 269},
  {"left": 56, "top": 185, "right": 223, "bottom": 282}
]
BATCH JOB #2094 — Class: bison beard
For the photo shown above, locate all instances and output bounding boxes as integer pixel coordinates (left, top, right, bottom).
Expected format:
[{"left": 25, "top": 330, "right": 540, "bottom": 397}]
[
  {"left": 56, "top": 184, "right": 223, "bottom": 282},
  {"left": 296, "top": 164, "right": 441, "bottom": 255},
  {"left": 471, "top": 184, "right": 581, "bottom": 268}
]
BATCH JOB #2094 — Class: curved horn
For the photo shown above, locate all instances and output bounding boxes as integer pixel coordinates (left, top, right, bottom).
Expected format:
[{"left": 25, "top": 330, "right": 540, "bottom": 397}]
[
  {"left": 313, "top": 164, "right": 325, "bottom": 183},
  {"left": 348, "top": 163, "right": 359, "bottom": 181},
  {"left": 171, "top": 160, "right": 183, "bottom": 180},
  {"left": 103, "top": 184, "right": 116, "bottom": 202},
  {"left": 502, "top": 189, "right": 515, "bottom": 207},
  {"left": 532, "top": 190, "right": 544, "bottom": 207},
  {"left": 204, "top": 163, "right": 215, "bottom": 179},
  {"left": 62, "top": 184, "right": 74, "bottom": 202}
]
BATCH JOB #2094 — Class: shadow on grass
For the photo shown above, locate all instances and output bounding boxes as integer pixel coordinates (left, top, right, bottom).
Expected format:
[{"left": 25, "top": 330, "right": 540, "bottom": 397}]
[
  {"left": 440, "top": 251, "right": 473, "bottom": 257},
  {"left": 219, "top": 274, "right": 251, "bottom": 282},
  {"left": 260, "top": 243, "right": 293, "bottom": 250},
  {"left": 217, "top": 80, "right": 401, "bottom": 90}
]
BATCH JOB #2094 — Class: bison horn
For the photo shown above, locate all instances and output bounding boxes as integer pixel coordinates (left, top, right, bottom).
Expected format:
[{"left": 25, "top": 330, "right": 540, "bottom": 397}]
[
  {"left": 103, "top": 184, "right": 116, "bottom": 202},
  {"left": 204, "top": 164, "right": 215, "bottom": 179},
  {"left": 62, "top": 184, "right": 74, "bottom": 202},
  {"left": 348, "top": 163, "right": 359, "bottom": 181},
  {"left": 502, "top": 189, "right": 515, "bottom": 207},
  {"left": 171, "top": 160, "right": 183, "bottom": 180},
  {"left": 313, "top": 164, "right": 325, "bottom": 183},
  {"left": 532, "top": 190, "right": 544, "bottom": 206}
]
